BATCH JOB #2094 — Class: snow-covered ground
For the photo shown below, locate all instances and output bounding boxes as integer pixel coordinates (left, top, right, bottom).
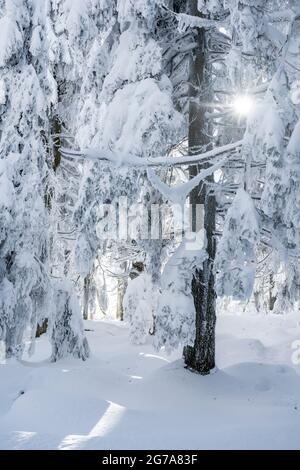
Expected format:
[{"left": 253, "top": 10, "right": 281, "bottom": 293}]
[{"left": 1, "top": 311, "right": 300, "bottom": 450}]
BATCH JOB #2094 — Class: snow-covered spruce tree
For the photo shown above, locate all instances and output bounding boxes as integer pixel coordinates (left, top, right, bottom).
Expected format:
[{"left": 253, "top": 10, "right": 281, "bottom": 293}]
[
  {"left": 0, "top": 0, "right": 54, "bottom": 357},
  {"left": 181, "top": 0, "right": 219, "bottom": 374},
  {"left": 141, "top": 0, "right": 234, "bottom": 368},
  {"left": 44, "top": 0, "right": 103, "bottom": 360},
  {"left": 115, "top": 1, "right": 186, "bottom": 339},
  {"left": 0, "top": 0, "right": 89, "bottom": 360},
  {"left": 73, "top": 1, "right": 184, "bottom": 332},
  {"left": 152, "top": 0, "right": 228, "bottom": 373},
  {"left": 267, "top": 16, "right": 300, "bottom": 309},
  {"left": 50, "top": 280, "right": 89, "bottom": 362},
  {"left": 215, "top": 2, "right": 300, "bottom": 309},
  {"left": 123, "top": 271, "right": 155, "bottom": 344},
  {"left": 49, "top": 0, "right": 105, "bottom": 279},
  {"left": 71, "top": 0, "right": 123, "bottom": 315}
]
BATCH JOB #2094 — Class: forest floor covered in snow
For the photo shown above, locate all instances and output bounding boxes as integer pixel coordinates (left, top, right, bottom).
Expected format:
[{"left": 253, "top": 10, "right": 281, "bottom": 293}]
[{"left": 1, "top": 311, "right": 300, "bottom": 450}]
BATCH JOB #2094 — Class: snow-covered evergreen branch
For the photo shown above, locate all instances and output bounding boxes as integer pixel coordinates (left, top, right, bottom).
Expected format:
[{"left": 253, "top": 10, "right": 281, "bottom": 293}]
[{"left": 61, "top": 140, "right": 242, "bottom": 168}]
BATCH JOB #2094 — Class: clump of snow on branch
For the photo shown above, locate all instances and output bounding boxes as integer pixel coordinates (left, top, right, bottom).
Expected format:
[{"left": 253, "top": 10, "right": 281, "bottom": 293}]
[
  {"left": 99, "top": 76, "right": 182, "bottom": 159},
  {"left": 117, "top": 0, "right": 157, "bottom": 31},
  {"left": 0, "top": 14, "right": 23, "bottom": 67},
  {"left": 101, "top": 29, "right": 162, "bottom": 101}
]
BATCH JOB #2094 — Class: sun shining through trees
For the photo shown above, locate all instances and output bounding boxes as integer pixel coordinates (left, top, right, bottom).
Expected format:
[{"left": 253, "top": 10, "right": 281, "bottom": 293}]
[{"left": 232, "top": 95, "right": 254, "bottom": 117}]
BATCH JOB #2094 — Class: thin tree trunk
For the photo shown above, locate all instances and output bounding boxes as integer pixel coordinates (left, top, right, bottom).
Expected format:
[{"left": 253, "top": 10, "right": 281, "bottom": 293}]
[
  {"left": 183, "top": 2, "right": 217, "bottom": 374},
  {"left": 52, "top": 115, "right": 62, "bottom": 171},
  {"left": 269, "top": 273, "right": 276, "bottom": 311},
  {"left": 116, "top": 278, "right": 124, "bottom": 321},
  {"left": 83, "top": 274, "right": 91, "bottom": 320},
  {"left": 116, "top": 262, "right": 128, "bottom": 321}
]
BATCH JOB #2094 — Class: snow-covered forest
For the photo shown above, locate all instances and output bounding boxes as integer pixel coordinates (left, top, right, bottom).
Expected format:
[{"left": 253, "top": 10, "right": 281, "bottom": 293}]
[{"left": 1, "top": 0, "right": 300, "bottom": 451}]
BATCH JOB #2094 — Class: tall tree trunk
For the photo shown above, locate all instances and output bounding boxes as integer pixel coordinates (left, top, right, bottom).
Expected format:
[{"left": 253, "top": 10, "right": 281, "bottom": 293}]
[
  {"left": 83, "top": 274, "right": 91, "bottom": 320},
  {"left": 183, "top": 2, "right": 217, "bottom": 375},
  {"left": 116, "top": 278, "right": 124, "bottom": 321},
  {"left": 52, "top": 114, "right": 62, "bottom": 172},
  {"left": 269, "top": 273, "right": 276, "bottom": 312},
  {"left": 116, "top": 262, "right": 129, "bottom": 321},
  {"left": 36, "top": 114, "right": 63, "bottom": 338}
]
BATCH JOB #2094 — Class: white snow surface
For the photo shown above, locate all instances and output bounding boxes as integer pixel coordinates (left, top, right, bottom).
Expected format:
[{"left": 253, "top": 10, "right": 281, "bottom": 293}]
[{"left": 1, "top": 312, "right": 300, "bottom": 450}]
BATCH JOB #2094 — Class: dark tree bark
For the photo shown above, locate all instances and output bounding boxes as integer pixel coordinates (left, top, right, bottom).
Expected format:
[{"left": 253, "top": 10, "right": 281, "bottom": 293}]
[
  {"left": 130, "top": 261, "right": 144, "bottom": 280},
  {"left": 269, "top": 273, "right": 277, "bottom": 312},
  {"left": 36, "top": 319, "right": 49, "bottom": 338},
  {"left": 183, "top": 1, "right": 217, "bottom": 375},
  {"left": 83, "top": 274, "right": 91, "bottom": 320},
  {"left": 52, "top": 114, "right": 62, "bottom": 171}
]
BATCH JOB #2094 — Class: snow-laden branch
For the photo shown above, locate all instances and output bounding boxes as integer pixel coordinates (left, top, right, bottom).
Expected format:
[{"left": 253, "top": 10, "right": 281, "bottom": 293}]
[
  {"left": 147, "top": 157, "right": 226, "bottom": 205},
  {"left": 61, "top": 140, "right": 242, "bottom": 169},
  {"left": 160, "top": 4, "right": 228, "bottom": 33},
  {"left": 177, "top": 13, "right": 226, "bottom": 33}
]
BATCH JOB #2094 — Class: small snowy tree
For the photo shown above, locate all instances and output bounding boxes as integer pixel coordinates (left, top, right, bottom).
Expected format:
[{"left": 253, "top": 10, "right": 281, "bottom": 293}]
[
  {"left": 215, "top": 188, "right": 260, "bottom": 300},
  {"left": 123, "top": 272, "right": 155, "bottom": 344},
  {"left": 50, "top": 280, "right": 90, "bottom": 362}
]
